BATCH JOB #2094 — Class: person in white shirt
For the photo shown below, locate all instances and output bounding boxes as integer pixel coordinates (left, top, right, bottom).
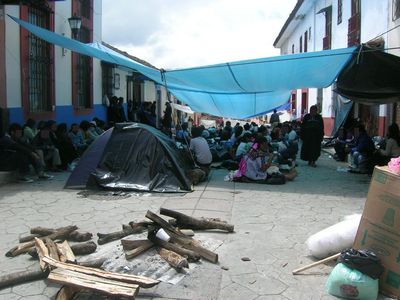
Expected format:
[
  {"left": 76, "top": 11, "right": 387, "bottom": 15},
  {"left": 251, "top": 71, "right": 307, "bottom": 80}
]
[{"left": 190, "top": 126, "right": 212, "bottom": 175}]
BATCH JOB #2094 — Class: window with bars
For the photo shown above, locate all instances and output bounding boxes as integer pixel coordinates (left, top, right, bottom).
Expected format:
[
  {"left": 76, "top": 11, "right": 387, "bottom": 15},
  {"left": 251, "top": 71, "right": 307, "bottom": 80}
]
[
  {"left": 338, "top": 0, "right": 343, "bottom": 24},
  {"left": 76, "top": 26, "right": 91, "bottom": 109},
  {"left": 28, "top": 6, "right": 51, "bottom": 113},
  {"left": 102, "top": 62, "right": 114, "bottom": 99}
]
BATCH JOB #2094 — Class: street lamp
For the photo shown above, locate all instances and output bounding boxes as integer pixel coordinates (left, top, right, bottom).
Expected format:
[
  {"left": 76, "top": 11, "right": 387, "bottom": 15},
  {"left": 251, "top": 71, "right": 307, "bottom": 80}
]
[{"left": 68, "top": 16, "right": 82, "bottom": 39}]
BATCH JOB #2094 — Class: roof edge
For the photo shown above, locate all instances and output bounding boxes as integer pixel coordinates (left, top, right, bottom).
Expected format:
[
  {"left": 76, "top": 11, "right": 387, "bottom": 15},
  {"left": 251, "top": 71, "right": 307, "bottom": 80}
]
[
  {"left": 273, "top": 0, "right": 304, "bottom": 48},
  {"left": 101, "top": 41, "right": 159, "bottom": 70}
]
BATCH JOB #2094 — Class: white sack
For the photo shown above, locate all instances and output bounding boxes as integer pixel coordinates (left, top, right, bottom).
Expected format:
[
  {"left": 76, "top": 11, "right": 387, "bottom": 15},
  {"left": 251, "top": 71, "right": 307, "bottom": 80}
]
[{"left": 306, "top": 214, "right": 362, "bottom": 259}]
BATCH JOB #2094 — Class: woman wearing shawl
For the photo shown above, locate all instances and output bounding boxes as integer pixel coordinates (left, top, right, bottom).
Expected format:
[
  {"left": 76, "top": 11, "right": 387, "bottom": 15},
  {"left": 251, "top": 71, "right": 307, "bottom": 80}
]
[{"left": 300, "top": 105, "right": 324, "bottom": 167}]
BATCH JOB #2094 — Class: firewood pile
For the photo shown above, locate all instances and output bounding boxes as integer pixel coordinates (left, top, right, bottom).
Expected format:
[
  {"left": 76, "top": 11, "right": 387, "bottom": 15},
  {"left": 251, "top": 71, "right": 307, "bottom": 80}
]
[{"left": 1, "top": 208, "right": 234, "bottom": 299}]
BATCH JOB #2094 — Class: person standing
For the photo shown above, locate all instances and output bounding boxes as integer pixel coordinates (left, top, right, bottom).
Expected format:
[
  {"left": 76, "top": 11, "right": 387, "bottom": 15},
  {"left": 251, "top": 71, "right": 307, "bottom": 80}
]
[
  {"left": 300, "top": 105, "right": 324, "bottom": 167},
  {"left": 270, "top": 109, "right": 280, "bottom": 125},
  {"left": 162, "top": 102, "right": 172, "bottom": 133}
]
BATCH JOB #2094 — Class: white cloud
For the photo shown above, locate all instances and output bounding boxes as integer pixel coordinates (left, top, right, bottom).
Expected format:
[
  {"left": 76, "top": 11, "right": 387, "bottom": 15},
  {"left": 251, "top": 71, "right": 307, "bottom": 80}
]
[{"left": 102, "top": 0, "right": 297, "bottom": 69}]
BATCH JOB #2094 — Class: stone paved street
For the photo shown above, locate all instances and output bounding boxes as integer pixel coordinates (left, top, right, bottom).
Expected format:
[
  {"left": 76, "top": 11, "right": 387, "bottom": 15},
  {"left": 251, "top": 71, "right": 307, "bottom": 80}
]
[{"left": 0, "top": 152, "right": 392, "bottom": 299}]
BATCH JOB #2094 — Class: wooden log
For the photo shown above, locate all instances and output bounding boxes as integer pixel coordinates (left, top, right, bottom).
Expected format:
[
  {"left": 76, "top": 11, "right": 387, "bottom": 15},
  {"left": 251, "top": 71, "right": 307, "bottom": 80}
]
[
  {"left": 160, "top": 208, "right": 234, "bottom": 232},
  {"left": 43, "top": 256, "right": 159, "bottom": 288},
  {"left": 292, "top": 253, "right": 341, "bottom": 275},
  {"left": 29, "top": 241, "right": 97, "bottom": 258},
  {"left": 145, "top": 211, "right": 186, "bottom": 238},
  {"left": 30, "top": 227, "right": 57, "bottom": 236},
  {"left": 44, "top": 238, "right": 60, "bottom": 262},
  {"left": 56, "top": 241, "right": 76, "bottom": 263},
  {"left": 147, "top": 236, "right": 200, "bottom": 262},
  {"left": 168, "top": 232, "right": 218, "bottom": 263},
  {"left": 0, "top": 257, "right": 105, "bottom": 290},
  {"left": 70, "top": 241, "right": 97, "bottom": 256},
  {"left": 68, "top": 231, "right": 93, "bottom": 242},
  {"left": 48, "top": 268, "right": 139, "bottom": 299},
  {"left": 121, "top": 239, "right": 151, "bottom": 251},
  {"left": 35, "top": 238, "right": 49, "bottom": 271},
  {"left": 97, "top": 225, "right": 136, "bottom": 245},
  {"left": 0, "top": 267, "right": 48, "bottom": 290},
  {"left": 125, "top": 241, "right": 154, "bottom": 260},
  {"left": 6, "top": 226, "right": 78, "bottom": 257},
  {"left": 19, "top": 234, "right": 41, "bottom": 243},
  {"left": 55, "top": 286, "right": 81, "bottom": 300},
  {"left": 146, "top": 210, "right": 218, "bottom": 263},
  {"left": 158, "top": 248, "right": 188, "bottom": 269}
]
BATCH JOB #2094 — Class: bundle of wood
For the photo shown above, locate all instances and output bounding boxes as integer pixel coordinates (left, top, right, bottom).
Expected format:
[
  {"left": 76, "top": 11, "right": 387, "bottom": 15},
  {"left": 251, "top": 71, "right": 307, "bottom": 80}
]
[
  {"left": 2, "top": 225, "right": 99, "bottom": 291},
  {"left": 117, "top": 209, "right": 235, "bottom": 270},
  {"left": 34, "top": 238, "right": 159, "bottom": 299}
]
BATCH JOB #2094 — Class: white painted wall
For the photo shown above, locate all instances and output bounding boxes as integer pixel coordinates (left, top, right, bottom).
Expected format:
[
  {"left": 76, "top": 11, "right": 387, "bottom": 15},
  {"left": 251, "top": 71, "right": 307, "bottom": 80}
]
[
  {"left": 4, "top": 6, "right": 21, "bottom": 108},
  {"left": 92, "top": 0, "right": 102, "bottom": 105},
  {"left": 143, "top": 81, "right": 156, "bottom": 102},
  {"left": 54, "top": 2, "right": 72, "bottom": 106},
  {"left": 388, "top": 0, "right": 400, "bottom": 57}
]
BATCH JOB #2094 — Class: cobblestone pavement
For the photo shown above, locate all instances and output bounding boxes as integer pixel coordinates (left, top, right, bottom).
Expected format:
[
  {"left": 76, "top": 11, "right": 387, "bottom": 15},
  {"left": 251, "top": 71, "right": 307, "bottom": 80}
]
[{"left": 0, "top": 152, "right": 392, "bottom": 299}]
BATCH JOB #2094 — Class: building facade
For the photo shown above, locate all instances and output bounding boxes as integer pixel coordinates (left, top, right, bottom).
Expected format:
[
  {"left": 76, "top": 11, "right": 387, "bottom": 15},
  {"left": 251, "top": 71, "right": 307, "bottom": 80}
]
[
  {"left": 0, "top": 0, "right": 177, "bottom": 130},
  {"left": 274, "top": 0, "right": 399, "bottom": 136}
]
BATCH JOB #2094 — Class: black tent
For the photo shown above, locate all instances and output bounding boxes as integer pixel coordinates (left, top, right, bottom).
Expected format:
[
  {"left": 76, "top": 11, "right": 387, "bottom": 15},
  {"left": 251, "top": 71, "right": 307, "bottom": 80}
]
[
  {"left": 336, "top": 45, "right": 400, "bottom": 103},
  {"left": 65, "top": 123, "right": 193, "bottom": 193}
]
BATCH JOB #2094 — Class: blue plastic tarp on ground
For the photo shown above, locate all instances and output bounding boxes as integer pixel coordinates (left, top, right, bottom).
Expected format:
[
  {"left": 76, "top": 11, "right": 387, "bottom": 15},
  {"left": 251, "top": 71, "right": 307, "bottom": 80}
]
[{"left": 10, "top": 15, "right": 356, "bottom": 119}]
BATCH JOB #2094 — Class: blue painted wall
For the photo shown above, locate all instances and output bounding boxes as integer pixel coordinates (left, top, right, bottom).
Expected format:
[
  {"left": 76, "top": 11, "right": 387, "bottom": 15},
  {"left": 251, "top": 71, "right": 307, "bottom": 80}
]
[{"left": 8, "top": 104, "right": 108, "bottom": 128}]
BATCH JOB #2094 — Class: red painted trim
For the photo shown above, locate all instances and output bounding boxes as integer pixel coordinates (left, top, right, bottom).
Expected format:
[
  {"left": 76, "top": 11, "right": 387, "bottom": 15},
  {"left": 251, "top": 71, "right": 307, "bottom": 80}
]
[
  {"left": 378, "top": 116, "right": 386, "bottom": 137},
  {"left": 0, "top": 5, "right": 6, "bottom": 108},
  {"left": 301, "top": 88, "right": 309, "bottom": 116},
  {"left": 71, "top": 0, "right": 94, "bottom": 115},
  {"left": 20, "top": 2, "right": 55, "bottom": 122},
  {"left": 323, "top": 117, "right": 335, "bottom": 137}
]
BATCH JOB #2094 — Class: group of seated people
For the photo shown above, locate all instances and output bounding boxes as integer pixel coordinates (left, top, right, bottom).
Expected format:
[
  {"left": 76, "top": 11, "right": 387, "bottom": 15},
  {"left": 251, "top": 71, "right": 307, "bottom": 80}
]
[
  {"left": 332, "top": 123, "right": 400, "bottom": 174},
  {"left": 0, "top": 117, "right": 106, "bottom": 183},
  {"left": 181, "top": 120, "right": 300, "bottom": 185}
]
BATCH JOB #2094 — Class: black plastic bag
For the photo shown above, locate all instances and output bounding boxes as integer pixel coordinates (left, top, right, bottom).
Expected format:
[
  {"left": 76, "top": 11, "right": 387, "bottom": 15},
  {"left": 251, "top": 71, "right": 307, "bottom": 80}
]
[{"left": 338, "top": 248, "right": 384, "bottom": 279}]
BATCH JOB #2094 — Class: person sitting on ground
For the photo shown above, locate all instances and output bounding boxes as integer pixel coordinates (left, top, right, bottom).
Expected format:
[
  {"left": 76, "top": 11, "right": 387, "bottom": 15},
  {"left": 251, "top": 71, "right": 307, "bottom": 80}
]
[
  {"left": 176, "top": 123, "right": 190, "bottom": 144},
  {"left": 375, "top": 123, "right": 400, "bottom": 165},
  {"left": 80, "top": 120, "right": 98, "bottom": 145},
  {"left": 190, "top": 126, "right": 212, "bottom": 176},
  {"left": 32, "top": 124, "right": 62, "bottom": 172},
  {"left": 55, "top": 123, "right": 78, "bottom": 170},
  {"left": 68, "top": 123, "right": 87, "bottom": 155},
  {"left": 0, "top": 123, "right": 52, "bottom": 182},
  {"left": 92, "top": 118, "right": 105, "bottom": 135},
  {"left": 348, "top": 124, "right": 375, "bottom": 173},
  {"left": 230, "top": 125, "right": 243, "bottom": 145},
  {"left": 22, "top": 118, "right": 38, "bottom": 144},
  {"left": 234, "top": 132, "right": 253, "bottom": 160},
  {"left": 281, "top": 122, "right": 299, "bottom": 160},
  {"left": 243, "top": 123, "right": 252, "bottom": 135},
  {"left": 234, "top": 136, "right": 296, "bottom": 184},
  {"left": 333, "top": 127, "right": 354, "bottom": 161}
]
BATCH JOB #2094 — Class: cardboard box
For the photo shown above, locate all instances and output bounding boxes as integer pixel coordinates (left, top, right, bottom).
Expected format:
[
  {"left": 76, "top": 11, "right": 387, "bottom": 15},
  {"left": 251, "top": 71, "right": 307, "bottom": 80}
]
[{"left": 354, "top": 166, "right": 400, "bottom": 299}]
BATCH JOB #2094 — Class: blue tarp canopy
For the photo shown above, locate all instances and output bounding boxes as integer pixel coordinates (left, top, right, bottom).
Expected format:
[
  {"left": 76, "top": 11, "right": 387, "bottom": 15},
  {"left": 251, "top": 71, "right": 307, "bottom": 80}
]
[{"left": 10, "top": 15, "right": 356, "bottom": 119}]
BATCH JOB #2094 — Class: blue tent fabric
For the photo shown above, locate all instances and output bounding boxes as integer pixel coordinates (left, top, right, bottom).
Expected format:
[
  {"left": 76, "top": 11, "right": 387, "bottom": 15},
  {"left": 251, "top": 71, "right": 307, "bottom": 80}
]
[{"left": 10, "top": 15, "right": 357, "bottom": 119}]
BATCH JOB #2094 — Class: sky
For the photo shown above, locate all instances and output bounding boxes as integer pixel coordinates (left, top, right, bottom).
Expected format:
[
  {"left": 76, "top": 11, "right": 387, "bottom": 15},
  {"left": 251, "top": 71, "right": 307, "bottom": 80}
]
[{"left": 102, "top": 0, "right": 297, "bottom": 70}]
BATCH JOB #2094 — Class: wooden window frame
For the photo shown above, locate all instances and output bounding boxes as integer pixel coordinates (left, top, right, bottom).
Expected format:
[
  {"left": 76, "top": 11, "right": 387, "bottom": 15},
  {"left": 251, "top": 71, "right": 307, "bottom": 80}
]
[{"left": 20, "top": 3, "right": 55, "bottom": 120}]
